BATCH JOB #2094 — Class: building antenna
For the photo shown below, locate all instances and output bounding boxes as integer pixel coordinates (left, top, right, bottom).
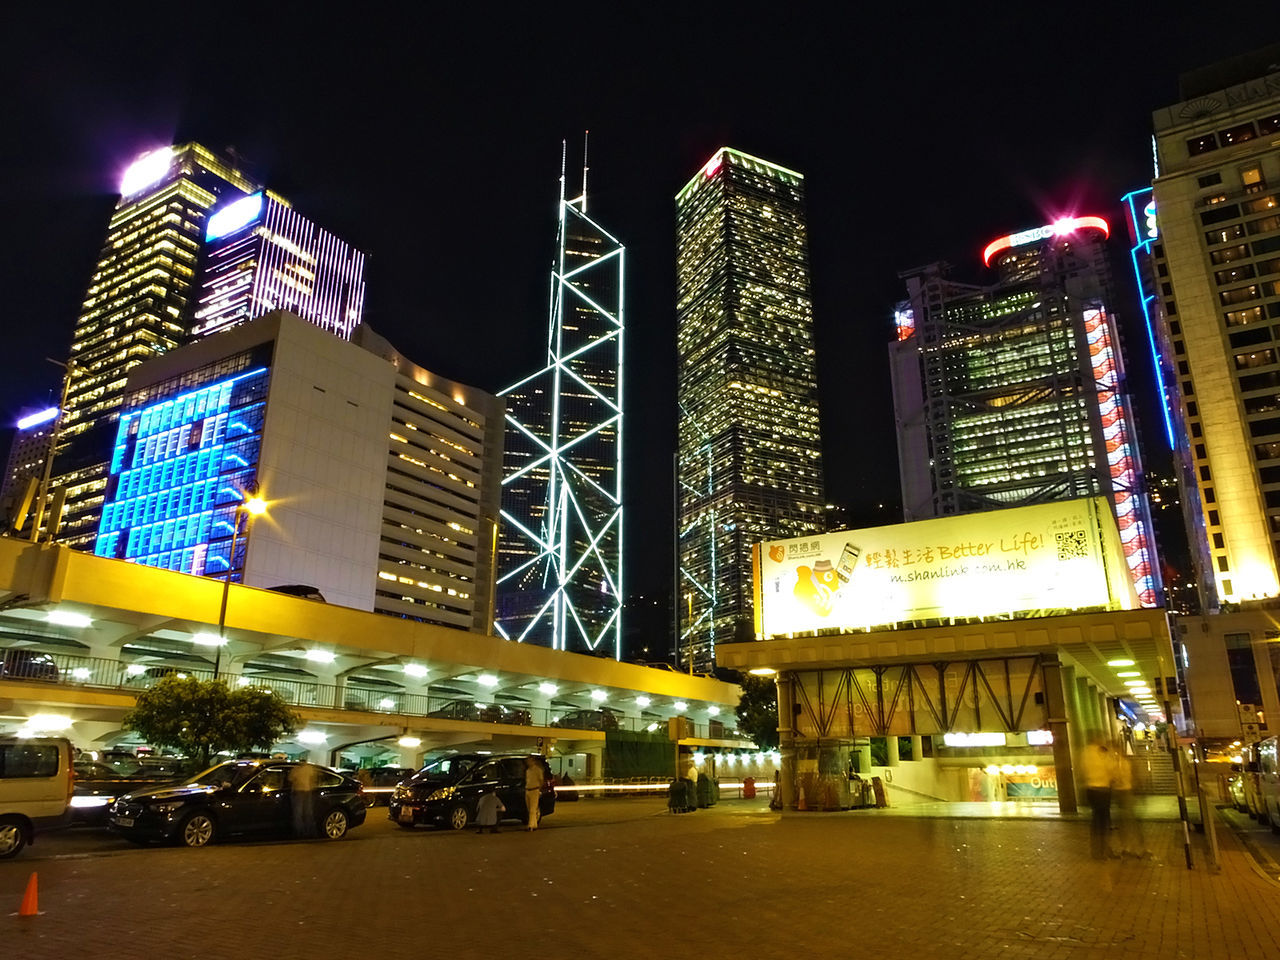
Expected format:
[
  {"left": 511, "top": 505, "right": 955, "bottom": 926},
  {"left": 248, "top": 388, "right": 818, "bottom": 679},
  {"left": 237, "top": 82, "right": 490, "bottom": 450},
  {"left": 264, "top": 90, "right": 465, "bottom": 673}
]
[
  {"left": 581, "top": 130, "right": 590, "bottom": 213},
  {"left": 559, "top": 139, "right": 567, "bottom": 207}
]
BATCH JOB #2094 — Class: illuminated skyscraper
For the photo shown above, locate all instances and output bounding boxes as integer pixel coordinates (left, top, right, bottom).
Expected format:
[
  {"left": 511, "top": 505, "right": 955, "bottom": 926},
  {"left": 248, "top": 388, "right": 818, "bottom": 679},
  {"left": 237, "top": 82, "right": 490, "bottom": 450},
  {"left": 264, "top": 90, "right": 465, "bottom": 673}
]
[
  {"left": 192, "top": 190, "right": 366, "bottom": 340},
  {"left": 495, "top": 151, "right": 624, "bottom": 657},
  {"left": 676, "top": 148, "right": 825, "bottom": 671},
  {"left": 890, "top": 217, "right": 1160, "bottom": 607},
  {"left": 52, "top": 144, "right": 259, "bottom": 549},
  {"left": 1145, "top": 49, "right": 1280, "bottom": 608},
  {"left": 94, "top": 310, "right": 504, "bottom": 629}
]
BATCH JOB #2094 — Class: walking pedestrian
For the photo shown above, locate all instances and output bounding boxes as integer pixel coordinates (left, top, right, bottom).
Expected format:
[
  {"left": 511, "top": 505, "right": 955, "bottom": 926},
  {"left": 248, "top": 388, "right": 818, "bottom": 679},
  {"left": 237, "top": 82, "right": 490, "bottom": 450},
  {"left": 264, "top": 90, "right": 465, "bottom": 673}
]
[
  {"left": 475, "top": 787, "right": 504, "bottom": 834},
  {"left": 1081, "top": 735, "right": 1114, "bottom": 859},
  {"left": 524, "top": 756, "right": 544, "bottom": 831},
  {"left": 1111, "top": 744, "right": 1148, "bottom": 857}
]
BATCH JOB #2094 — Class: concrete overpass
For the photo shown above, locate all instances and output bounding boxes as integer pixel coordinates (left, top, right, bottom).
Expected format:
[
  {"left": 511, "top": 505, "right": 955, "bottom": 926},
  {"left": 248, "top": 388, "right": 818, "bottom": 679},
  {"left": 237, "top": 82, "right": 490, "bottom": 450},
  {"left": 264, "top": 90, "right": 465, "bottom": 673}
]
[{"left": 0, "top": 538, "right": 751, "bottom": 778}]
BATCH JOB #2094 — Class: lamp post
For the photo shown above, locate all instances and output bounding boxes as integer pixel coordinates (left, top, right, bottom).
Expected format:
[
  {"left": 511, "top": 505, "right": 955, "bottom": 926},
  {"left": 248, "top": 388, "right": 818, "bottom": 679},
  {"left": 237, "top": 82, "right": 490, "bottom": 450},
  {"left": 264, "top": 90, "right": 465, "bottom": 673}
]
[{"left": 213, "top": 492, "right": 267, "bottom": 678}]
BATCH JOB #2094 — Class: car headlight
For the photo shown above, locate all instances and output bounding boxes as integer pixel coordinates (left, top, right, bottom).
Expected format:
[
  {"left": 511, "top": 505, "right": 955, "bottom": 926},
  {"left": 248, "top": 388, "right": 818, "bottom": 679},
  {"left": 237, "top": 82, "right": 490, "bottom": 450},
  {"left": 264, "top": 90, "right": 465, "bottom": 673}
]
[
  {"left": 150, "top": 801, "right": 186, "bottom": 814},
  {"left": 393, "top": 785, "right": 409, "bottom": 800},
  {"left": 425, "top": 786, "right": 455, "bottom": 802}
]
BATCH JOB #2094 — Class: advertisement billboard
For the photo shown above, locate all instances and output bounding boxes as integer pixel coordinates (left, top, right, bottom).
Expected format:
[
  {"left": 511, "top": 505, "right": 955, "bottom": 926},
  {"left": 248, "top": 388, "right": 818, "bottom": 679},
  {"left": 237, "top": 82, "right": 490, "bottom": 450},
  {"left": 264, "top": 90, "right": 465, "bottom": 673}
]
[{"left": 753, "top": 496, "right": 1138, "bottom": 637}]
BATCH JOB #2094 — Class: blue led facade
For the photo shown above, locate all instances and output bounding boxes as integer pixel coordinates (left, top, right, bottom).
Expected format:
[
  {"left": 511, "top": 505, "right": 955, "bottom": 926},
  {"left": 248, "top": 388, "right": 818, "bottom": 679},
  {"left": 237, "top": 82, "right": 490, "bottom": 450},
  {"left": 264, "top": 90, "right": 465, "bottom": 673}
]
[
  {"left": 95, "top": 368, "right": 269, "bottom": 579},
  {"left": 1122, "top": 187, "right": 1176, "bottom": 448}
]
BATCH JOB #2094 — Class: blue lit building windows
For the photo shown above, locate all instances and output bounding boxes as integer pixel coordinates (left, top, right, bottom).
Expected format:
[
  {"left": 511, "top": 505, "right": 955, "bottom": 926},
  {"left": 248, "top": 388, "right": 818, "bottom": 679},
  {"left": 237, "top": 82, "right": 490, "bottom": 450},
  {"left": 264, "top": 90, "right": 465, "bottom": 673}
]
[{"left": 95, "top": 367, "right": 269, "bottom": 580}]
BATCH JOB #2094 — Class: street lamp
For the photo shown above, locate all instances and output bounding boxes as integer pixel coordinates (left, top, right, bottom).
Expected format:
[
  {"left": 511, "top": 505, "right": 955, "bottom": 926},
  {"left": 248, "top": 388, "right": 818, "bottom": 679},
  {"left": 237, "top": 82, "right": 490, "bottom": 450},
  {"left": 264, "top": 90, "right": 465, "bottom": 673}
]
[{"left": 213, "top": 491, "right": 267, "bottom": 678}]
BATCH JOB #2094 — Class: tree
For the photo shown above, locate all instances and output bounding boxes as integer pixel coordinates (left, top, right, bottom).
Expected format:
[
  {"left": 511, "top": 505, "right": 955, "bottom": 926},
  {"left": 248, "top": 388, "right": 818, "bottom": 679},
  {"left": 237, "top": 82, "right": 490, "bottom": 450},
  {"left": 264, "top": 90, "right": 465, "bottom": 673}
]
[
  {"left": 123, "top": 675, "right": 300, "bottom": 768},
  {"left": 735, "top": 675, "right": 779, "bottom": 750}
]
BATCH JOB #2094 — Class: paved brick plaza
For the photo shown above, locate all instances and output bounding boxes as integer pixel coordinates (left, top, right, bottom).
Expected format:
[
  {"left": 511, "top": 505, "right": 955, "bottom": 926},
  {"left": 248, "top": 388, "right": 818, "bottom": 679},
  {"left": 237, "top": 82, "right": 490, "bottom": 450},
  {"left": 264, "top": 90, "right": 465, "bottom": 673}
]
[{"left": 3, "top": 798, "right": 1277, "bottom": 959}]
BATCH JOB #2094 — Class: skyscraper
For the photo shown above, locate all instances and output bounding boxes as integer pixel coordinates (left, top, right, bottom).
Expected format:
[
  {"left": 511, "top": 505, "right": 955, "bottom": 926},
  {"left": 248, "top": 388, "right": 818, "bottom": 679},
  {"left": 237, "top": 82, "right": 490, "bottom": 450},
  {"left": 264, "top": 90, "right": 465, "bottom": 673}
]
[
  {"left": 94, "top": 310, "right": 504, "bottom": 629},
  {"left": 495, "top": 150, "right": 624, "bottom": 656},
  {"left": 1146, "top": 47, "right": 1280, "bottom": 608},
  {"left": 191, "top": 190, "right": 366, "bottom": 340},
  {"left": 889, "top": 216, "right": 1160, "bottom": 607},
  {"left": 52, "top": 144, "right": 259, "bottom": 548},
  {"left": 676, "top": 147, "right": 825, "bottom": 671}
]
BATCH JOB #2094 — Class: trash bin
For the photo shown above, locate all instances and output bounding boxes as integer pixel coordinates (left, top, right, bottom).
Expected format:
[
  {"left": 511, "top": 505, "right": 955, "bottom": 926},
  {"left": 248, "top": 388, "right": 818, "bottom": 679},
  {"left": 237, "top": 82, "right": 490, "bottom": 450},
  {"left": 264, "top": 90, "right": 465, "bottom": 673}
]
[{"left": 743, "top": 776, "right": 756, "bottom": 799}]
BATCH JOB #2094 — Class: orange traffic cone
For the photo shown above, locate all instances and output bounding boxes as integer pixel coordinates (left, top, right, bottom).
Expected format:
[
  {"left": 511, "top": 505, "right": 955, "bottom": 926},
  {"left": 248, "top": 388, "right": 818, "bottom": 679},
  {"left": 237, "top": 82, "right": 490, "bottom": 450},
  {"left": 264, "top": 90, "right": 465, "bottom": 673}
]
[{"left": 17, "top": 872, "right": 39, "bottom": 917}]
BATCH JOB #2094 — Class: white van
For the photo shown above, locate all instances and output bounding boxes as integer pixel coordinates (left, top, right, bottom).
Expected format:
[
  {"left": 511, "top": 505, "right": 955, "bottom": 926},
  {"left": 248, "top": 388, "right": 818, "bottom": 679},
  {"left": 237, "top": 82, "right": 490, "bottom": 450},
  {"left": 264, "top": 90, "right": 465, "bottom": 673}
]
[{"left": 0, "top": 736, "right": 75, "bottom": 858}]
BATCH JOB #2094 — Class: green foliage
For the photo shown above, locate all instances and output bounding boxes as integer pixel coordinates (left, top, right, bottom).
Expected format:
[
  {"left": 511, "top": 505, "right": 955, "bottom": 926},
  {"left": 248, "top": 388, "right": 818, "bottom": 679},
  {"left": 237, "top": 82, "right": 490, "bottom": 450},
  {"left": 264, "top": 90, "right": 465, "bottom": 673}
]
[
  {"left": 123, "top": 675, "right": 300, "bottom": 767},
  {"left": 735, "top": 675, "right": 779, "bottom": 750}
]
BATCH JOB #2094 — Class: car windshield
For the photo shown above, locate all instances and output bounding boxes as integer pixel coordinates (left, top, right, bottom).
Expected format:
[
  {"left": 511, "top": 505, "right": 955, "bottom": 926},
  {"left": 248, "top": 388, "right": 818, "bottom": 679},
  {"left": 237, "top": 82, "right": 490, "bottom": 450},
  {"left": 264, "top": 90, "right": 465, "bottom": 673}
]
[
  {"left": 182, "top": 763, "right": 254, "bottom": 787},
  {"left": 410, "top": 756, "right": 477, "bottom": 782}
]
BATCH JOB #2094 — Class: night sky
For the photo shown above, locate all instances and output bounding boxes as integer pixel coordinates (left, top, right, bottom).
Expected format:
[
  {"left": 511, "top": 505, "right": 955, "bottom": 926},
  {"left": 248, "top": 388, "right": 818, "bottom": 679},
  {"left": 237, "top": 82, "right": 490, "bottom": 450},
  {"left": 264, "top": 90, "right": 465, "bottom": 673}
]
[{"left": 0, "top": 8, "right": 1266, "bottom": 610}]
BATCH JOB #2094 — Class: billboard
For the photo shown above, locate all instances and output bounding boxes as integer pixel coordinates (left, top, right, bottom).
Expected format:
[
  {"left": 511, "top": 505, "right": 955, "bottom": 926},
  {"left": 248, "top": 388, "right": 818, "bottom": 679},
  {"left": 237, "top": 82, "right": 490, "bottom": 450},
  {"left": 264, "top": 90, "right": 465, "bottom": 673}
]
[{"left": 753, "top": 496, "right": 1138, "bottom": 637}]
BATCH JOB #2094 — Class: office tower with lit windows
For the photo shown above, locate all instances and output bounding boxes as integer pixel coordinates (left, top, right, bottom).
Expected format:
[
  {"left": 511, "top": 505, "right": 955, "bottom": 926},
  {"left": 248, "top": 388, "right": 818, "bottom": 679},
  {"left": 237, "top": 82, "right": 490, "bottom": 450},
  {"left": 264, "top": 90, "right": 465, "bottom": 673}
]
[
  {"left": 1145, "top": 48, "right": 1280, "bottom": 608},
  {"left": 52, "top": 144, "right": 259, "bottom": 550},
  {"left": 496, "top": 155, "right": 624, "bottom": 657},
  {"left": 94, "top": 310, "right": 504, "bottom": 630},
  {"left": 676, "top": 147, "right": 825, "bottom": 671},
  {"left": 890, "top": 216, "right": 1160, "bottom": 607},
  {"left": 192, "top": 190, "right": 366, "bottom": 340},
  {"left": 0, "top": 407, "right": 60, "bottom": 528}
]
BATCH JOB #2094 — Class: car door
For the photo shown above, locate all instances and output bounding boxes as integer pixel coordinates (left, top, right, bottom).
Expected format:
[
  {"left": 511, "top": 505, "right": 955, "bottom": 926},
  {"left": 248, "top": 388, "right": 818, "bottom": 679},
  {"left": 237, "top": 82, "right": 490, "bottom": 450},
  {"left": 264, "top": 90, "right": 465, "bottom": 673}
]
[
  {"left": 459, "top": 760, "right": 505, "bottom": 817},
  {"left": 228, "top": 766, "right": 291, "bottom": 836},
  {"left": 496, "top": 758, "right": 528, "bottom": 819}
]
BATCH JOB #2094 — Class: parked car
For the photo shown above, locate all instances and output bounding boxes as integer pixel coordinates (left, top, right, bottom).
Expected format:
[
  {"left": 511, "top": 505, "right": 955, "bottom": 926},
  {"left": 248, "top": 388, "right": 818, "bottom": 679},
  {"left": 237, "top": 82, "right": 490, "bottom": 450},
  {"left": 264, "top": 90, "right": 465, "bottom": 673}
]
[
  {"left": 107, "top": 760, "right": 366, "bottom": 847},
  {"left": 70, "top": 760, "right": 184, "bottom": 825},
  {"left": 427, "top": 699, "right": 531, "bottom": 725},
  {"left": 0, "top": 649, "right": 60, "bottom": 683},
  {"left": 0, "top": 736, "right": 74, "bottom": 858},
  {"left": 1258, "top": 737, "right": 1280, "bottom": 830},
  {"left": 552, "top": 707, "right": 620, "bottom": 731},
  {"left": 389, "top": 753, "right": 554, "bottom": 831}
]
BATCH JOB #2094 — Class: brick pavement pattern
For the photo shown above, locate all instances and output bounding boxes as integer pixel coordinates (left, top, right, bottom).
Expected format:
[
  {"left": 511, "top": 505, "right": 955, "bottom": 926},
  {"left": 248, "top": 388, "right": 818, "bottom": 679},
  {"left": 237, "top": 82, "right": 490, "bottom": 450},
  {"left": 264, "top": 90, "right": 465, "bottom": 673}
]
[{"left": 3, "top": 800, "right": 1278, "bottom": 959}]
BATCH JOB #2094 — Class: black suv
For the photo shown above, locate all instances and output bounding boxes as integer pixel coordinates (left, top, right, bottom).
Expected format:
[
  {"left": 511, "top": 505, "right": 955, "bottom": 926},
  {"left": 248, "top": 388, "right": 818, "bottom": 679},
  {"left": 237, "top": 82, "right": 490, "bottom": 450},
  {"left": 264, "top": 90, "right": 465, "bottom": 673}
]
[{"left": 389, "top": 753, "right": 554, "bottom": 830}]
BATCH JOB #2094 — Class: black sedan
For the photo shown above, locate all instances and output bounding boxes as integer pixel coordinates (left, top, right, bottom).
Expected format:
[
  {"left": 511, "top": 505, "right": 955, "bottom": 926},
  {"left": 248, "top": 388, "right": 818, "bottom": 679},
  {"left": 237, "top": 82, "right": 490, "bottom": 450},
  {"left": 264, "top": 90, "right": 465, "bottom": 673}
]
[
  {"left": 107, "top": 760, "right": 367, "bottom": 847},
  {"left": 71, "top": 761, "right": 184, "bottom": 825}
]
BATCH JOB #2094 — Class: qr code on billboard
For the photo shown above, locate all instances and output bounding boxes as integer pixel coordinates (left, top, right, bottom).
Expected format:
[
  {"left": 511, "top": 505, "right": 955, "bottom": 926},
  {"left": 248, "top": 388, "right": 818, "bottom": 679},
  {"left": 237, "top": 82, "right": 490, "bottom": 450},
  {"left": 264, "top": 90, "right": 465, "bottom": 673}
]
[{"left": 1055, "top": 529, "right": 1089, "bottom": 560}]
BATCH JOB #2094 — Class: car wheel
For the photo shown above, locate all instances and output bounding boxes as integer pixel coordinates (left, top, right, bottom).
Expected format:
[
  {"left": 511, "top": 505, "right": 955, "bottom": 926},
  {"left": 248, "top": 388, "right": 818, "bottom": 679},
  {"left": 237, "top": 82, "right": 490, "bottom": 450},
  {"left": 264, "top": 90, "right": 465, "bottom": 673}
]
[
  {"left": 0, "top": 817, "right": 26, "bottom": 859},
  {"left": 178, "top": 811, "right": 216, "bottom": 848},
  {"left": 321, "top": 808, "right": 349, "bottom": 840},
  {"left": 446, "top": 803, "right": 469, "bottom": 830}
]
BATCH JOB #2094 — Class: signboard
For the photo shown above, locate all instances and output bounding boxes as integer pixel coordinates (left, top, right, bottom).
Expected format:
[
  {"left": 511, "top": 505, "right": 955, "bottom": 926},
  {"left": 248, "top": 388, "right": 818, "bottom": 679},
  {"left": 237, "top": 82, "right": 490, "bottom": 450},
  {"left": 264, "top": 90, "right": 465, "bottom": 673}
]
[{"left": 753, "top": 496, "right": 1137, "bottom": 637}]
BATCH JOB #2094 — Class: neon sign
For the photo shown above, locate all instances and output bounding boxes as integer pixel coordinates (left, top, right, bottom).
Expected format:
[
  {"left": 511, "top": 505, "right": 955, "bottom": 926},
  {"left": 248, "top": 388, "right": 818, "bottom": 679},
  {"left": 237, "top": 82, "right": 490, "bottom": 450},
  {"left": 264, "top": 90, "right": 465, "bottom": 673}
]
[
  {"left": 17, "top": 407, "right": 58, "bottom": 430},
  {"left": 120, "top": 147, "right": 174, "bottom": 197},
  {"left": 206, "top": 192, "right": 265, "bottom": 241},
  {"left": 982, "top": 215, "right": 1110, "bottom": 266}
]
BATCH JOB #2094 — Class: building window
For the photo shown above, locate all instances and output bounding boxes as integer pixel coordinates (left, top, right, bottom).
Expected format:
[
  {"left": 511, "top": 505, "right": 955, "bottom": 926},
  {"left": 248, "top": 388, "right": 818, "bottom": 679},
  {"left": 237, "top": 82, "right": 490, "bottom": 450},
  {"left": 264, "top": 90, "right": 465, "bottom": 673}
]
[
  {"left": 1259, "top": 114, "right": 1280, "bottom": 136},
  {"left": 1218, "top": 555, "right": 1230, "bottom": 571},
  {"left": 1220, "top": 122, "right": 1257, "bottom": 146},
  {"left": 1188, "top": 133, "right": 1219, "bottom": 156},
  {"left": 1209, "top": 510, "right": 1220, "bottom": 525},
  {"left": 1205, "top": 486, "right": 1215, "bottom": 502},
  {"left": 1195, "top": 443, "right": 1206, "bottom": 459},
  {"left": 1198, "top": 172, "right": 1224, "bottom": 188},
  {"left": 1200, "top": 465, "right": 1212, "bottom": 482},
  {"left": 1188, "top": 402, "right": 1198, "bottom": 417},
  {"left": 1242, "top": 167, "right": 1266, "bottom": 193},
  {"left": 1213, "top": 533, "right": 1225, "bottom": 549}
]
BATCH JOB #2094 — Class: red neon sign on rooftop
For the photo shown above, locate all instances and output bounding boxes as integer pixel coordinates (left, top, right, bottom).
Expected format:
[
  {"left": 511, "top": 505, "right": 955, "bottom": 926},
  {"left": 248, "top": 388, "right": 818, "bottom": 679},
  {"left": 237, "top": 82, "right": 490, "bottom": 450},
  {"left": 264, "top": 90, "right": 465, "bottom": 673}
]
[{"left": 982, "top": 216, "right": 1110, "bottom": 266}]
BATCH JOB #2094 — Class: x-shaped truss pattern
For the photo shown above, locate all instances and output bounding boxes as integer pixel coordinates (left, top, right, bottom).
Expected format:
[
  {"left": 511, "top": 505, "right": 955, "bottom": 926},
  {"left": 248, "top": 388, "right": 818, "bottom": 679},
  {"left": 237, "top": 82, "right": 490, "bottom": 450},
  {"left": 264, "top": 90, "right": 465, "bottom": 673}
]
[{"left": 495, "top": 180, "right": 624, "bottom": 658}]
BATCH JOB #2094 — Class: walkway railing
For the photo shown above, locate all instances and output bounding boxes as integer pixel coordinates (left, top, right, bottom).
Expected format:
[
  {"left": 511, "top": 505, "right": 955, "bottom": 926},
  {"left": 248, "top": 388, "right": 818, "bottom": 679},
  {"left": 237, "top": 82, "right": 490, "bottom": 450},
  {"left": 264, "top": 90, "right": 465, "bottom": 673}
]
[{"left": 0, "top": 647, "right": 737, "bottom": 740}]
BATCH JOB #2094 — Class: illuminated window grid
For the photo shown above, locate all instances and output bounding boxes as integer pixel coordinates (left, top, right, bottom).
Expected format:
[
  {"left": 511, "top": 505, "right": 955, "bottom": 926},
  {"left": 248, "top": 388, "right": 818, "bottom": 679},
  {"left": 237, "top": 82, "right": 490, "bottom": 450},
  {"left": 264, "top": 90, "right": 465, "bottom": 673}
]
[{"left": 94, "top": 367, "right": 268, "bottom": 576}]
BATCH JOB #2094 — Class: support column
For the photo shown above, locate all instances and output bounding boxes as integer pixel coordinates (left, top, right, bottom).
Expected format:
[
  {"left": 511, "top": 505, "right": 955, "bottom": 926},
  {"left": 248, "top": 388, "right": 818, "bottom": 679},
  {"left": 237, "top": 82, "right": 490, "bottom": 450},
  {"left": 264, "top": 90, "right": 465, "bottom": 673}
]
[
  {"left": 856, "top": 740, "right": 873, "bottom": 775},
  {"left": 886, "top": 735, "right": 900, "bottom": 767},
  {"left": 910, "top": 734, "right": 923, "bottom": 762},
  {"left": 776, "top": 675, "right": 796, "bottom": 810},
  {"left": 1040, "top": 655, "right": 1078, "bottom": 815}
]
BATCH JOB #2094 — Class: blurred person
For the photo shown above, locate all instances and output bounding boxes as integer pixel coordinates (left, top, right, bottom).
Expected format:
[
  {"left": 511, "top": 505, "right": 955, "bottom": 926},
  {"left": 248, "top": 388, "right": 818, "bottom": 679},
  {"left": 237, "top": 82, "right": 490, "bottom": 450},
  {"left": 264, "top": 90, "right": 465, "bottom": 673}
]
[
  {"left": 1081, "top": 735, "right": 1114, "bottom": 859},
  {"left": 524, "top": 756, "right": 544, "bottom": 831},
  {"left": 475, "top": 786, "right": 504, "bottom": 834},
  {"left": 1112, "top": 746, "right": 1148, "bottom": 858},
  {"left": 289, "top": 762, "right": 319, "bottom": 838}
]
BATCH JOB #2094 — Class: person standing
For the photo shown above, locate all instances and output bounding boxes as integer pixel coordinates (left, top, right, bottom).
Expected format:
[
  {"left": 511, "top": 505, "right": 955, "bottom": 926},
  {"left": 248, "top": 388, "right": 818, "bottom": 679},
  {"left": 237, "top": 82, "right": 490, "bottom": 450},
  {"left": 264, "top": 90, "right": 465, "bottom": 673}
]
[
  {"left": 1081, "top": 735, "right": 1114, "bottom": 859},
  {"left": 289, "top": 762, "right": 319, "bottom": 839},
  {"left": 524, "top": 756, "right": 544, "bottom": 831}
]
